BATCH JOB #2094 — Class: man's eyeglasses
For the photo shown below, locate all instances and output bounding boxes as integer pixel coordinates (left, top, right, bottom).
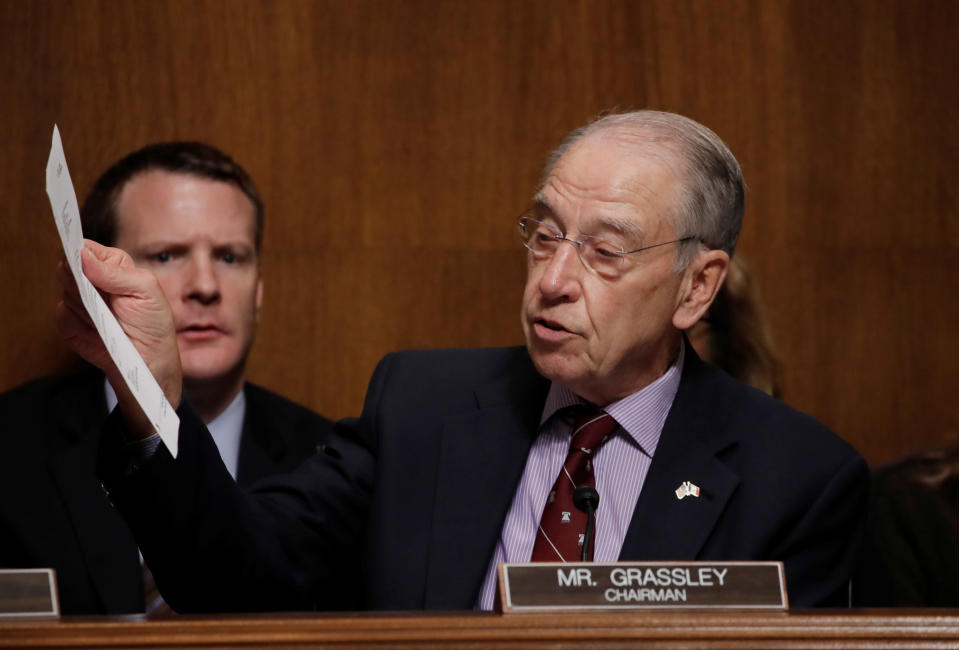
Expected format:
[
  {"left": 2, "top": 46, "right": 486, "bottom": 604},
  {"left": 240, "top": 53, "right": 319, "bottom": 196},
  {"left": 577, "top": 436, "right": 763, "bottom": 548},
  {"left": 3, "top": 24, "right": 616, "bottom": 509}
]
[{"left": 518, "top": 215, "right": 696, "bottom": 279}]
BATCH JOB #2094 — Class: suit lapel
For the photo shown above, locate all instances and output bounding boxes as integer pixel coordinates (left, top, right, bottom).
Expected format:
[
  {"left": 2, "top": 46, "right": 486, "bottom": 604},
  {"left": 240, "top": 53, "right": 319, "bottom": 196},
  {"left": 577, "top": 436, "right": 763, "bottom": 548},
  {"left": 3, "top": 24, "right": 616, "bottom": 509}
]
[
  {"left": 47, "top": 372, "right": 143, "bottom": 613},
  {"left": 424, "top": 353, "right": 548, "bottom": 609},
  {"left": 620, "top": 347, "right": 741, "bottom": 561},
  {"left": 236, "top": 385, "right": 283, "bottom": 486}
]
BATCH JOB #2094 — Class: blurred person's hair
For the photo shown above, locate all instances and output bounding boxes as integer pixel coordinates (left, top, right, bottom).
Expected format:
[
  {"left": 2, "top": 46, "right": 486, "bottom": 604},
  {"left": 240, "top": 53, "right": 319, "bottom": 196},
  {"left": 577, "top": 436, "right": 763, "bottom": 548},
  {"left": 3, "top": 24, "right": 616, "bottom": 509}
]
[
  {"left": 881, "top": 441, "right": 959, "bottom": 488},
  {"left": 690, "top": 256, "right": 784, "bottom": 397},
  {"left": 80, "top": 141, "right": 264, "bottom": 251}
]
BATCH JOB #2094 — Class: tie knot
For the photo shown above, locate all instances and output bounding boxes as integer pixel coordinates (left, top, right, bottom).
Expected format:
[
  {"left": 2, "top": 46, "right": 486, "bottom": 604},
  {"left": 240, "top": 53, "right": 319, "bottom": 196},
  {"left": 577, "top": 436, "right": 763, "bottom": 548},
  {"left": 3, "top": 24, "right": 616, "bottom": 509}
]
[{"left": 568, "top": 408, "right": 616, "bottom": 453}]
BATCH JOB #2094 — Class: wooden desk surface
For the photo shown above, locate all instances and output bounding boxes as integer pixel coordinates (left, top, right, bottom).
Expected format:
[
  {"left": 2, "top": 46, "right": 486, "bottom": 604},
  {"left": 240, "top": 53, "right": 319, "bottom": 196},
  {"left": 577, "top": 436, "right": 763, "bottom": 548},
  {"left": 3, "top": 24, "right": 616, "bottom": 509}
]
[{"left": 3, "top": 610, "right": 959, "bottom": 649}]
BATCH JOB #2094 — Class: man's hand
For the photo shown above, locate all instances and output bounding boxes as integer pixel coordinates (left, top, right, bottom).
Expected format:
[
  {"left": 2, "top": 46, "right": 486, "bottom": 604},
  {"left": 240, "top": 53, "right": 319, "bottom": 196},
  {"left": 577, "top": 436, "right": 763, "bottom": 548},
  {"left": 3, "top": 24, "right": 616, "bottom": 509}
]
[{"left": 57, "top": 240, "right": 182, "bottom": 437}]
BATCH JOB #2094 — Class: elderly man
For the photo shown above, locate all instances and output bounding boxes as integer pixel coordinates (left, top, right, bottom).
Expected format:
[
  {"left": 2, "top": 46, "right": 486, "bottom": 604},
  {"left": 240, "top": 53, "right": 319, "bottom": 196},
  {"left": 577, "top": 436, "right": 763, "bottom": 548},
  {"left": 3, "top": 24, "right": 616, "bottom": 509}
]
[
  {"left": 1, "top": 142, "right": 335, "bottom": 615},
  {"left": 59, "top": 111, "right": 868, "bottom": 611}
]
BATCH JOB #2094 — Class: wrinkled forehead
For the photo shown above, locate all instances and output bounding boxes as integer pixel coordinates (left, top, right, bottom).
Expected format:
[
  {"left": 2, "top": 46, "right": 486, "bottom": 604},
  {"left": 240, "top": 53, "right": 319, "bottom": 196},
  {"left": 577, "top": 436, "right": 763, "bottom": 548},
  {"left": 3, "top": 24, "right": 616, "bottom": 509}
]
[
  {"left": 537, "top": 132, "right": 683, "bottom": 238},
  {"left": 528, "top": 199, "right": 645, "bottom": 240}
]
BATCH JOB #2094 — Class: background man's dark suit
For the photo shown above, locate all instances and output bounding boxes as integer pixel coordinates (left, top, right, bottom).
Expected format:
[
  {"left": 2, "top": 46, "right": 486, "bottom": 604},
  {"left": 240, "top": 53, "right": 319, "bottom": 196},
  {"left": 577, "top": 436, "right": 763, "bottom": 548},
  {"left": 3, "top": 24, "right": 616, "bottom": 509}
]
[
  {"left": 98, "top": 344, "right": 868, "bottom": 612},
  {"left": 0, "top": 369, "right": 335, "bottom": 615}
]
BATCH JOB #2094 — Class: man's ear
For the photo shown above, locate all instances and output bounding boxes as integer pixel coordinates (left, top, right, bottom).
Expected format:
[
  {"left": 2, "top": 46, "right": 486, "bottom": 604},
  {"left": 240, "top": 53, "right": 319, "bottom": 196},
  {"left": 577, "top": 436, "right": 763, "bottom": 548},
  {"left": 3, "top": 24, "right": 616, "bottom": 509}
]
[
  {"left": 255, "top": 274, "right": 264, "bottom": 324},
  {"left": 673, "top": 250, "right": 729, "bottom": 331}
]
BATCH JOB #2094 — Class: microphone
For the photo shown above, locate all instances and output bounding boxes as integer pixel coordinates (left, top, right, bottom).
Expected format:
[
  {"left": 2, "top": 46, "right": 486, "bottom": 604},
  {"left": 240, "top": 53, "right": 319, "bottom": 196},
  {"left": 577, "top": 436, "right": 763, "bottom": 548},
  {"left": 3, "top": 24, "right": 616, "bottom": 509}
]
[{"left": 573, "top": 485, "right": 600, "bottom": 562}]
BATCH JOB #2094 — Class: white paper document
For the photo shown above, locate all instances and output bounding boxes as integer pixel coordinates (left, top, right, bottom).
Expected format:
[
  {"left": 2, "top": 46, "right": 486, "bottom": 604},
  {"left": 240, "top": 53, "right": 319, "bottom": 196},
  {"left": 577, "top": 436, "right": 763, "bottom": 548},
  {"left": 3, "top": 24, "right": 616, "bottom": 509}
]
[{"left": 45, "top": 125, "right": 179, "bottom": 457}]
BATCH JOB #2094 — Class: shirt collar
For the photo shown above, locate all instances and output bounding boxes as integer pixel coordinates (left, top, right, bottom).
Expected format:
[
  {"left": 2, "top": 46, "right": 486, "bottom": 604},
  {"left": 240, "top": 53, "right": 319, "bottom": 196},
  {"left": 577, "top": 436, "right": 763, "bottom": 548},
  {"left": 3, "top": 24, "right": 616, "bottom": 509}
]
[
  {"left": 104, "top": 378, "right": 247, "bottom": 479},
  {"left": 539, "top": 343, "right": 684, "bottom": 458}
]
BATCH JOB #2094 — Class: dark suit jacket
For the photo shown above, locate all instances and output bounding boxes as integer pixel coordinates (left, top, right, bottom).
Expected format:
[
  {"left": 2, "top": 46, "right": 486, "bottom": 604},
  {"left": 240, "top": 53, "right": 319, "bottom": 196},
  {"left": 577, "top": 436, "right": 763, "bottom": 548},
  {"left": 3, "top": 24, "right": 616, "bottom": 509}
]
[
  {"left": 98, "top": 345, "right": 868, "bottom": 612},
  {"left": 0, "top": 369, "right": 335, "bottom": 615}
]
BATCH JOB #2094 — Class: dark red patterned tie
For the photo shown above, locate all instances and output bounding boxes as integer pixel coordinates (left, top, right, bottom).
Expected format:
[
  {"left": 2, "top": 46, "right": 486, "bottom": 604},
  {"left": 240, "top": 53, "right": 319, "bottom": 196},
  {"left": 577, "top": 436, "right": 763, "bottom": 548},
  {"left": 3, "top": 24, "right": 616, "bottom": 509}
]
[{"left": 531, "top": 408, "right": 616, "bottom": 562}]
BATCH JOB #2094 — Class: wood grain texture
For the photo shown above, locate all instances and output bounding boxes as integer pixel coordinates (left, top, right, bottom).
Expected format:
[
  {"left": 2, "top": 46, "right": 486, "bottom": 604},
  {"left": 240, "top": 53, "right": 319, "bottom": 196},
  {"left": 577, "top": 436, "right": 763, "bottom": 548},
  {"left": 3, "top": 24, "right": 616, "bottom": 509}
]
[
  {"left": 1, "top": 0, "right": 957, "bottom": 465},
  {"left": 4, "top": 610, "right": 959, "bottom": 649}
]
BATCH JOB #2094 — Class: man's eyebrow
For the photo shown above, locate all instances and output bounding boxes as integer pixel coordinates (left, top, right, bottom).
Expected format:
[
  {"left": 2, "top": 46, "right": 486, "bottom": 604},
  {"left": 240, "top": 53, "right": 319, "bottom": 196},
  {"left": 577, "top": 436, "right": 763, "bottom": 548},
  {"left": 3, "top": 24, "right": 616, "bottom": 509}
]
[
  {"left": 593, "top": 215, "right": 644, "bottom": 239},
  {"left": 132, "top": 239, "right": 187, "bottom": 251},
  {"left": 531, "top": 195, "right": 555, "bottom": 215}
]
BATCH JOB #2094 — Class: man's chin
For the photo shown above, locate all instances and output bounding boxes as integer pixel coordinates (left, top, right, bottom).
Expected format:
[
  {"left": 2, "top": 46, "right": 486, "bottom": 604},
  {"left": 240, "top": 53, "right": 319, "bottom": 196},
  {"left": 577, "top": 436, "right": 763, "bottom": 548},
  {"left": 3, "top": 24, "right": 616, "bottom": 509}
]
[
  {"left": 179, "top": 352, "right": 245, "bottom": 386},
  {"left": 528, "top": 347, "right": 582, "bottom": 385}
]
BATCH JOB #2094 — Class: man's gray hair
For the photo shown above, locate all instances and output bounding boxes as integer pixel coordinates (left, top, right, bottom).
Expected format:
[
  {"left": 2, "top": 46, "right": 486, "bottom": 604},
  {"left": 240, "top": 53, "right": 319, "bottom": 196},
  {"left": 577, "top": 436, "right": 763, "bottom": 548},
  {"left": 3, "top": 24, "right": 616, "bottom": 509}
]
[{"left": 541, "top": 110, "right": 745, "bottom": 269}]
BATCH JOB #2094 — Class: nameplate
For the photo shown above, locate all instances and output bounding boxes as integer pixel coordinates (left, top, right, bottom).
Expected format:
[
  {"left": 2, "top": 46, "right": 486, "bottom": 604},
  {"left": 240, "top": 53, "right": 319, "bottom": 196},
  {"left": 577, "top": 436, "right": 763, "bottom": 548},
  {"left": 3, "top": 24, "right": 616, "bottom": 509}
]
[
  {"left": 0, "top": 569, "right": 59, "bottom": 618},
  {"left": 497, "top": 561, "right": 787, "bottom": 612}
]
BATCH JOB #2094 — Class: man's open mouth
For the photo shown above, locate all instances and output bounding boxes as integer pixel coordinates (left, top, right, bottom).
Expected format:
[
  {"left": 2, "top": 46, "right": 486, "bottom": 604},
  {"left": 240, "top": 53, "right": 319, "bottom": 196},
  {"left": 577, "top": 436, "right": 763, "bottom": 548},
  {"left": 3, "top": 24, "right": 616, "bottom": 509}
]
[{"left": 536, "top": 318, "right": 567, "bottom": 332}]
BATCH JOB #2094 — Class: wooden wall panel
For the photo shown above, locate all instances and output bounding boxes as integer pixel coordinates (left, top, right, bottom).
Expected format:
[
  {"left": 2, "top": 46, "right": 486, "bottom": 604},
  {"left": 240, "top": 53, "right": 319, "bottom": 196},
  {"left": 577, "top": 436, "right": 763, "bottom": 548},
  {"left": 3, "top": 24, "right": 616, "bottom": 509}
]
[{"left": 1, "top": 0, "right": 956, "bottom": 465}]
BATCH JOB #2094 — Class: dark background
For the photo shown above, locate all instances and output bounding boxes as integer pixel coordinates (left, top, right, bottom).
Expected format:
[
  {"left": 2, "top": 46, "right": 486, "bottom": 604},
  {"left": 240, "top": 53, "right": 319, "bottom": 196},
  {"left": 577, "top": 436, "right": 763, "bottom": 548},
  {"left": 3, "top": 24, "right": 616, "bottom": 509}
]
[{"left": 2, "top": 0, "right": 957, "bottom": 466}]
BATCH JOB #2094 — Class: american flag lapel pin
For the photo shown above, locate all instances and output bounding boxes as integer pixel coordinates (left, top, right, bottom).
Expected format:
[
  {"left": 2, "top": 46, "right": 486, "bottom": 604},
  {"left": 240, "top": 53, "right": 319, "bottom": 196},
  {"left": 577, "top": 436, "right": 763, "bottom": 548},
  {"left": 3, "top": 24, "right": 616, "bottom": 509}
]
[{"left": 675, "top": 481, "right": 701, "bottom": 500}]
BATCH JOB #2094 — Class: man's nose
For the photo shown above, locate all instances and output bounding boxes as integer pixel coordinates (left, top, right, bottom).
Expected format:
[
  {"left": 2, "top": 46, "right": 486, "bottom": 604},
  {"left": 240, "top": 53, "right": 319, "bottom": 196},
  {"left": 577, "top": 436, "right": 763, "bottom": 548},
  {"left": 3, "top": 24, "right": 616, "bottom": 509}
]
[
  {"left": 537, "top": 241, "right": 584, "bottom": 302},
  {"left": 184, "top": 256, "right": 220, "bottom": 305}
]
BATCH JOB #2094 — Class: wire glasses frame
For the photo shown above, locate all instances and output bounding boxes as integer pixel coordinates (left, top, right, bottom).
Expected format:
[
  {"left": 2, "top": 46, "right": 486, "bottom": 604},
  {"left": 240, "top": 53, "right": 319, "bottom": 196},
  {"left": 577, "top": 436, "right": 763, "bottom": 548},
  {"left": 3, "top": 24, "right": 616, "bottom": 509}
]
[{"left": 518, "top": 215, "right": 696, "bottom": 278}]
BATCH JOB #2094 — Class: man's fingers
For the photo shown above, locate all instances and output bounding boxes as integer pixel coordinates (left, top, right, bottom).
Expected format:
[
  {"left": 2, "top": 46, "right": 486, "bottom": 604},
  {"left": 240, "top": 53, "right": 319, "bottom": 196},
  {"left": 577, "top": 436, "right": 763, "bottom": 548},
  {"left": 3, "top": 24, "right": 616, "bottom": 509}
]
[
  {"left": 61, "top": 290, "right": 93, "bottom": 329},
  {"left": 55, "top": 300, "right": 114, "bottom": 373},
  {"left": 83, "top": 239, "right": 133, "bottom": 267},
  {"left": 56, "top": 258, "right": 78, "bottom": 296},
  {"left": 55, "top": 299, "right": 91, "bottom": 343},
  {"left": 79, "top": 242, "right": 151, "bottom": 298},
  {"left": 57, "top": 260, "right": 92, "bottom": 327}
]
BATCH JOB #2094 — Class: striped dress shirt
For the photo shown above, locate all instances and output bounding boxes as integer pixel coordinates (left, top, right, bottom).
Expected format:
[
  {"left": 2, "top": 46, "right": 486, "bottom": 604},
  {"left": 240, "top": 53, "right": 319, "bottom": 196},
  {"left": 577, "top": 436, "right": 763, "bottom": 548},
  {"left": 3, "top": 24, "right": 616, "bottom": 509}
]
[{"left": 476, "top": 345, "right": 684, "bottom": 609}]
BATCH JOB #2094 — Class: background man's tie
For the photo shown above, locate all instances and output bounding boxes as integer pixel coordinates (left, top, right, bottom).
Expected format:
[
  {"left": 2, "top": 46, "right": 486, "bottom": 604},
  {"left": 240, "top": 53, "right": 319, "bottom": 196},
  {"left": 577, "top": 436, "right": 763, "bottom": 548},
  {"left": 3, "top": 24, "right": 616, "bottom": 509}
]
[{"left": 531, "top": 408, "right": 616, "bottom": 562}]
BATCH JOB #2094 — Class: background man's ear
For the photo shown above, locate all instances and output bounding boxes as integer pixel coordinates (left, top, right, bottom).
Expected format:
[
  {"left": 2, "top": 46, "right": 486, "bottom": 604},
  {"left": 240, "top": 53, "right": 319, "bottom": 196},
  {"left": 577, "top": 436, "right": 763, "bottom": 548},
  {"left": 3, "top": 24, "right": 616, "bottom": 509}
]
[{"left": 255, "top": 275, "right": 264, "bottom": 322}]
